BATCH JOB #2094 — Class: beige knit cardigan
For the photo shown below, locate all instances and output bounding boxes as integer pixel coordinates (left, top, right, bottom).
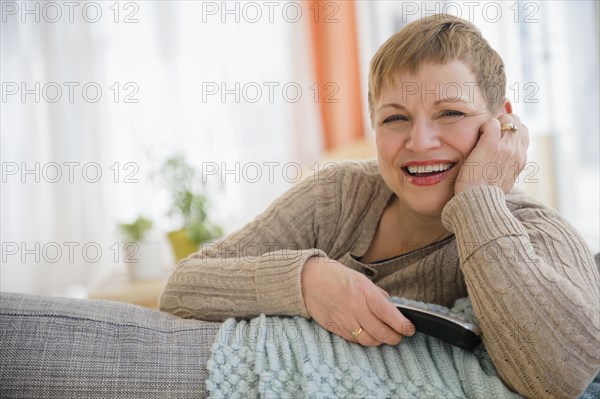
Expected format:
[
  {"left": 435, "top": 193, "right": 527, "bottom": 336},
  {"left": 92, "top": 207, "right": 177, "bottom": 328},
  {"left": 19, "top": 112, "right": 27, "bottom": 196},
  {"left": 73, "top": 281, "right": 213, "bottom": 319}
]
[{"left": 160, "top": 159, "right": 599, "bottom": 399}]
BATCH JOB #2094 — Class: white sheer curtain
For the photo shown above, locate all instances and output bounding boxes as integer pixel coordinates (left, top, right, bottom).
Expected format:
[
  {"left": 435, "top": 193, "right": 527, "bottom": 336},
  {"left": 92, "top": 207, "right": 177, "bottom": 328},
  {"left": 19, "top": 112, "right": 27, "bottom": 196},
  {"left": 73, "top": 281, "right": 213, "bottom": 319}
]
[
  {"left": 355, "top": 0, "right": 599, "bottom": 252},
  {"left": 1, "top": 1, "right": 322, "bottom": 296}
]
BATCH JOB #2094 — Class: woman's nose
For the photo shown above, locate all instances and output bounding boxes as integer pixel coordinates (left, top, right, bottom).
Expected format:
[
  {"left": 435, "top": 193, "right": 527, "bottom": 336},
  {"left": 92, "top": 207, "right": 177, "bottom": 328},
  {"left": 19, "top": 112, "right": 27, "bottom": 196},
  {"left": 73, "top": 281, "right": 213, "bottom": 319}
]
[{"left": 405, "top": 121, "right": 441, "bottom": 152}]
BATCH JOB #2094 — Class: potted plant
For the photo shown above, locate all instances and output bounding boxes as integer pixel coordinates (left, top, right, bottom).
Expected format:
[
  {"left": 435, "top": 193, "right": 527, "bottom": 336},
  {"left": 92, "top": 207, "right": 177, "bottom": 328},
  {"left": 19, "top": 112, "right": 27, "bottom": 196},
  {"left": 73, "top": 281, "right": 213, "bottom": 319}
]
[
  {"left": 158, "top": 154, "right": 223, "bottom": 261},
  {"left": 117, "top": 216, "right": 164, "bottom": 281},
  {"left": 118, "top": 216, "right": 153, "bottom": 242}
]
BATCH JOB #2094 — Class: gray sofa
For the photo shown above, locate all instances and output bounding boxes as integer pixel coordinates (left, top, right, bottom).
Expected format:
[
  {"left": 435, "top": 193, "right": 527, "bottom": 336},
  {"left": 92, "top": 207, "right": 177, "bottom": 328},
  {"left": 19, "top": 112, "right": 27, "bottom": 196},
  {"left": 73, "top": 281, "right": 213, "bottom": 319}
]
[
  {"left": 0, "top": 292, "right": 220, "bottom": 398},
  {"left": 2, "top": 252, "right": 599, "bottom": 398}
]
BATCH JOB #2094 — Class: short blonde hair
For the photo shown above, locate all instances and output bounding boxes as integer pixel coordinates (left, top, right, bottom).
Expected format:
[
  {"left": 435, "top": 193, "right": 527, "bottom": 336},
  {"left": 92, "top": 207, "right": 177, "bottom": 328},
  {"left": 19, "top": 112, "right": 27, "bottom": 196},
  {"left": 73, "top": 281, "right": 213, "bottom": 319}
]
[{"left": 368, "top": 14, "right": 505, "bottom": 125}]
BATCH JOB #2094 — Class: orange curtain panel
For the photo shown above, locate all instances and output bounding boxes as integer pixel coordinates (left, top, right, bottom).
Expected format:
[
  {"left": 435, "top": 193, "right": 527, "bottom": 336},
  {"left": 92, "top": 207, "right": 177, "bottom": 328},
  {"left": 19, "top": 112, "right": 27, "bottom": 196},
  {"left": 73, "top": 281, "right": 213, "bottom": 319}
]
[{"left": 304, "top": 0, "right": 365, "bottom": 151}]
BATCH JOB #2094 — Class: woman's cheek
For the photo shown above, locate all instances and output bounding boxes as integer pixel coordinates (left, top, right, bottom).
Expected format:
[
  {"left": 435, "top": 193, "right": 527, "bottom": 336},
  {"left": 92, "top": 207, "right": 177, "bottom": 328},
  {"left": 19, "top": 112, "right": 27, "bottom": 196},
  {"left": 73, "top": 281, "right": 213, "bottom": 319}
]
[
  {"left": 449, "top": 121, "right": 482, "bottom": 155},
  {"left": 376, "top": 127, "right": 405, "bottom": 157},
  {"left": 375, "top": 130, "right": 401, "bottom": 176}
]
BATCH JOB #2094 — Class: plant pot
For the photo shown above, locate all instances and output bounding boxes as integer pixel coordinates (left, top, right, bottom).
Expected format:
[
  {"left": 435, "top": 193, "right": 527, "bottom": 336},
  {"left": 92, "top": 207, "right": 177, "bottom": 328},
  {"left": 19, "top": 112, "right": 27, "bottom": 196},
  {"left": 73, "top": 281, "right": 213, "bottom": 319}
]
[{"left": 167, "top": 229, "right": 199, "bottom": 262}]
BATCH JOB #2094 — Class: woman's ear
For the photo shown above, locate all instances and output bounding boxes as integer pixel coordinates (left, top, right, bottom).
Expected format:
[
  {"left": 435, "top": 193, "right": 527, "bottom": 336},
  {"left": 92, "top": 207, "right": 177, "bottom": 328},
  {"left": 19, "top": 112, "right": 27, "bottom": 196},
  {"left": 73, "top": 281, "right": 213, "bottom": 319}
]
[{"left": 497, "top": 98, "right": 513, "bottom": 116}]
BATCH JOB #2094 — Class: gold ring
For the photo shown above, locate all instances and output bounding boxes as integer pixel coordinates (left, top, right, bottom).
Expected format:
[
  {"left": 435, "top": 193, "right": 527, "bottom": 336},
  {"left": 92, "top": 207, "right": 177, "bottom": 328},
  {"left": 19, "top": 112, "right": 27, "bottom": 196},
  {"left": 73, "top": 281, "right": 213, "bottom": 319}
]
[
  {"left": 500, "top": 123, "right": 518, "bottom": 132},
  {"left": 351, "top": 327, "right": 363, "bottom": 339}
]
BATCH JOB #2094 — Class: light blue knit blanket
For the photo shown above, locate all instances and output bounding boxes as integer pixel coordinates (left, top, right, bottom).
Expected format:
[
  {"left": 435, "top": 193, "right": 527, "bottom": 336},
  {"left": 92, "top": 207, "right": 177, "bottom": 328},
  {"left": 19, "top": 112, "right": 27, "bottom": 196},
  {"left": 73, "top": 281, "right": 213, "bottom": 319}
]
[{"left": 206, "top": 298, "right": 600, "bottom": 398}]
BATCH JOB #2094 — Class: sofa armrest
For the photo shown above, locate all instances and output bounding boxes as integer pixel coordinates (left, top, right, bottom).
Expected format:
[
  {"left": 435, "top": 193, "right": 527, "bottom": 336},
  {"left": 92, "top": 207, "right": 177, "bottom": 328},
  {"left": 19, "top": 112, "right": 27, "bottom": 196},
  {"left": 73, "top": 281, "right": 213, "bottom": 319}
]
[{"left": 0, "top": 292, "right": 219, "bottom": 399}]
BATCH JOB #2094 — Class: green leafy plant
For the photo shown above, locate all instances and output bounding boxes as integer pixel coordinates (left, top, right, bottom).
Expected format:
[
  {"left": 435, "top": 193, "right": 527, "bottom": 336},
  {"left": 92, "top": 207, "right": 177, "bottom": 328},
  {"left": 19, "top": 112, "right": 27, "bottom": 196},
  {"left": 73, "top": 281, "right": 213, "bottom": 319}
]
[
  {"left": 158, "top": 154, "right": 223, "bottom": 245},
  {"left": 118, "top": 216, "right": 153, "bottom": 242}
]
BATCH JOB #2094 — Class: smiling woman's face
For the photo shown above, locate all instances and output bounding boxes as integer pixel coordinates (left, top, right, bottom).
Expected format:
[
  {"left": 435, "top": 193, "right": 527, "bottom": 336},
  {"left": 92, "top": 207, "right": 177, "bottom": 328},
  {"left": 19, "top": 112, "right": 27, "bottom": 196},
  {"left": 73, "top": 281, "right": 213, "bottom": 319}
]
[{"left": 374, "top": 60, "right": 494, "bottom": 218}]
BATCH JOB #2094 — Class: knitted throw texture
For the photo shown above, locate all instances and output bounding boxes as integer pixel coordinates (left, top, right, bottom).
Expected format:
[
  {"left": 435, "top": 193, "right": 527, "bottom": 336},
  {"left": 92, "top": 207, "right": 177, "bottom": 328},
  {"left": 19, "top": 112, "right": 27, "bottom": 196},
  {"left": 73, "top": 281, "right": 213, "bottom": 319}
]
[
  {"left": 206, "top": 298, "right": 510, "bottom": 398},
  {"left": 206, "top": 297, "right": 600, "bottom": 398}
]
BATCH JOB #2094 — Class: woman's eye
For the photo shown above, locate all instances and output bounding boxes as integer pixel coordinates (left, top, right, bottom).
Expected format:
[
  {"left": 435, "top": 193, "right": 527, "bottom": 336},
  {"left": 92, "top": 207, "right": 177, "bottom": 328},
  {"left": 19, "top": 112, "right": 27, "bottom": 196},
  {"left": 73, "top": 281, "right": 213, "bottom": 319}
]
[
  {"left": 440, "top": 110, "right": 465, "bottom": 118},
  {"left": 382, "top": 115, "right": 408, "bottom": 125}
]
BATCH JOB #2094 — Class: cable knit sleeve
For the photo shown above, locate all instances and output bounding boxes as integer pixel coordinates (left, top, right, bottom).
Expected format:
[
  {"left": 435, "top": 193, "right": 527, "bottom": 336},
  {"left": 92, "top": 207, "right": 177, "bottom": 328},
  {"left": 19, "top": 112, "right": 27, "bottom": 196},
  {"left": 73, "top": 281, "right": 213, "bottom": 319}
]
[
  {"left": 441, "top": 185, "right": 600, "bottom": 399},
  {"left": 159, "top": 174, "right": 334, "bottom": 321}
]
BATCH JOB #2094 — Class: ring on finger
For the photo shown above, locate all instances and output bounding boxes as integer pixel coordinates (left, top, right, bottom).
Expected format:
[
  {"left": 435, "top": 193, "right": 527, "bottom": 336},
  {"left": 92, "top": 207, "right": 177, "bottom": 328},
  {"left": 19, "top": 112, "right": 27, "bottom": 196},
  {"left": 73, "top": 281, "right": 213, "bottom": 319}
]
[
  {"left": 351, "top": 327, "right": 363, "bottom": 339},
  {"left": 500, "top": 123, "right": 518, "bottom": 132}
]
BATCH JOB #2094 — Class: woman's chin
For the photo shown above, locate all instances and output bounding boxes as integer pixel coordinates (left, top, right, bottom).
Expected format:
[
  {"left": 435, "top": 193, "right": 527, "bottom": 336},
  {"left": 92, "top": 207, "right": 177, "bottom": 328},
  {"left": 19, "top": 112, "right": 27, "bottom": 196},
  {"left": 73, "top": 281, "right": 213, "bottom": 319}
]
[
  {"left": 407, "top": 203, "right": 446, "bottom": 218},
  {"left": 381, "top": 168, "right": 456, "bottom": 217}
]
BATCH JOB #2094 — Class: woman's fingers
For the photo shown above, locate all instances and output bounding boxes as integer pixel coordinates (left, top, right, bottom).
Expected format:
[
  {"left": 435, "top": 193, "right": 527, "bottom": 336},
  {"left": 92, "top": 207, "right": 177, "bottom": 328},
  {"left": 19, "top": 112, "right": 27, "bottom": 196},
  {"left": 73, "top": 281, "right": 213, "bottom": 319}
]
[
  {"left": 478, "top": 116, "right": 502, "bottom": 142},
  {"left": 301, "top": 257, "right": 415, "bottom": 347},
  {"left": 457, "top": 112, "right": 530, "bottom": 194},
  {"left": 498, "top": 113, "right": 528, "bottom": 187},
  {"left": 367, "top": 287, "right": 415, "bottom": 338},
  {"left": 509, "top": 113, "right": 530, "bottom": 159},
  {"left": 344, "top": 286, "right": 416, "bottom": 346},
  {"left": 321, "top": 296, "right": 387, "bottom": 346},
  {"left": 349, "top": 326, "right": 382, "bottom": 346}
]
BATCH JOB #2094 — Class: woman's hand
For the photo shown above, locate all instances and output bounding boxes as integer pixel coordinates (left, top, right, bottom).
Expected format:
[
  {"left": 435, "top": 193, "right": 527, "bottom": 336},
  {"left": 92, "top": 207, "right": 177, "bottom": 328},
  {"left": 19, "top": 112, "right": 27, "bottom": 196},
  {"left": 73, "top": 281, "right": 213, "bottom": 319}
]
[
  {"left": 454, "top": 113, "right": 529, "bottom": 195},
  {"left": 301, "top": 256, "right": 415, "bottom": 346}
]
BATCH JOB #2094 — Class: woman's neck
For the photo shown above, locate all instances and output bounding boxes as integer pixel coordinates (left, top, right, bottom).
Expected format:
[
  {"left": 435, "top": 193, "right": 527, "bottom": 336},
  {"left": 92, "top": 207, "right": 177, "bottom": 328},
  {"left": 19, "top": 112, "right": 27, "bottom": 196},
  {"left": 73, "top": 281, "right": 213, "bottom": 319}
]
[
  {"left": 390, "top": 195, "right": 452, "bottom": 249},
  {"left": 360, "top": 195, "right": 452, "bottom": 264}
]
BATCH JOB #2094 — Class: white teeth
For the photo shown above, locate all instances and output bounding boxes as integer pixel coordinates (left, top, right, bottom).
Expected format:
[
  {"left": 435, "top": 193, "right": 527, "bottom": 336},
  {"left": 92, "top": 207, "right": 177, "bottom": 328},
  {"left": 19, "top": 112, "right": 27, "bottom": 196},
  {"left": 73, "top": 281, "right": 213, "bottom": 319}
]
[{"left": 406, "top": 163, "right": 453, "bottom": 174}]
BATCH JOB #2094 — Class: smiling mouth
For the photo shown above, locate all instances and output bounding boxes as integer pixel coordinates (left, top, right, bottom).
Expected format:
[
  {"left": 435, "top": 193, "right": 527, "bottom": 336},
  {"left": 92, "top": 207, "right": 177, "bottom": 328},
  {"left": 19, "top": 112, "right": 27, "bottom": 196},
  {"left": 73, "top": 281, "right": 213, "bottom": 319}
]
[{"left": 401, "top": 162, "right": 456, "bottom": 177}]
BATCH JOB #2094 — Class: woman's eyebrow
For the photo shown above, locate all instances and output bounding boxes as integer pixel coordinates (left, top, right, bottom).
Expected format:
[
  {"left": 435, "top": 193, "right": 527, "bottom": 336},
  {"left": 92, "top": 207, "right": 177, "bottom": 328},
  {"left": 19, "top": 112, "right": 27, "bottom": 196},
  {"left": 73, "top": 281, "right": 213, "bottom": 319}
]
[
  {"left": 434, "top": 98, "right": 470, "bottom": 105},
  {"left": 377, "top": 103, "right": 405, "bottom": 111},
  {"left": 378, "top": 97, "right": 470, "bottom": 111}
]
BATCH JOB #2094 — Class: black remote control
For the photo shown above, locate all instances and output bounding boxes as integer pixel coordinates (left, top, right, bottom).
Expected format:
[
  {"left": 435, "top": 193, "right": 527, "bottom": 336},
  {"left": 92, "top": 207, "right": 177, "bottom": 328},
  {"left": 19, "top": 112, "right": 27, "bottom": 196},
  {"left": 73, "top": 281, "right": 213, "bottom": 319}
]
[{"left": 389, "top": 298, "right": 481, "bottom": 350}]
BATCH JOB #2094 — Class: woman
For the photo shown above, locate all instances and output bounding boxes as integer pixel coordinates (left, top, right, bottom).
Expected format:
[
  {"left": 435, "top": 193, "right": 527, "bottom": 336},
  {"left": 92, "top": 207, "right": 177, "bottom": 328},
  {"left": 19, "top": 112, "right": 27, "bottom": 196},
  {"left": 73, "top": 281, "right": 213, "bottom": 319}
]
[{"left": 160, "top": 14, "right": 599, "bottom": 398}]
